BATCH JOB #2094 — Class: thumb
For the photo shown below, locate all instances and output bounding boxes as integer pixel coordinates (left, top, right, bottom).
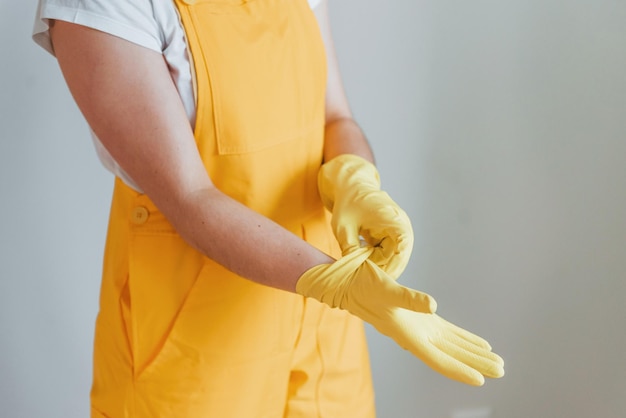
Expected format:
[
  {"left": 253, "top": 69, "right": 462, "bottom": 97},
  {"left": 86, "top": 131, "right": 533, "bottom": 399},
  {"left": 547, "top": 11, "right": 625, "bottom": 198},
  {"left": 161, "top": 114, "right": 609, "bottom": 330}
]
[
  {"left": 334, "top": 221, "right": 363, "bottom": 256},
  {"left": 363, "top": 260, "right": 437, "bottom": 314}
]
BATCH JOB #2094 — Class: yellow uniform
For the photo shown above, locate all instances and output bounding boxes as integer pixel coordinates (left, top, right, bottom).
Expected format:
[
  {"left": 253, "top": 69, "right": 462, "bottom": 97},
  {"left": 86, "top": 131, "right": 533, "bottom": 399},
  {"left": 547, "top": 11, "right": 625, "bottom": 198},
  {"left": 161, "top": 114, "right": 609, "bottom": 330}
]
[{"left": 90, "top": 0, "right": 376, "bottom": 416}]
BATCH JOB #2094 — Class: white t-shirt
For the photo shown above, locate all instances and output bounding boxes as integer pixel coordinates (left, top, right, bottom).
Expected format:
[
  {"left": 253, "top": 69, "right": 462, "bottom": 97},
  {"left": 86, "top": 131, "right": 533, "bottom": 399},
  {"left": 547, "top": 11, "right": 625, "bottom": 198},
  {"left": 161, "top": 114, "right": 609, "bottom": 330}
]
[{"left": 33, "top": 0, "right": 322, "bottom": 191}]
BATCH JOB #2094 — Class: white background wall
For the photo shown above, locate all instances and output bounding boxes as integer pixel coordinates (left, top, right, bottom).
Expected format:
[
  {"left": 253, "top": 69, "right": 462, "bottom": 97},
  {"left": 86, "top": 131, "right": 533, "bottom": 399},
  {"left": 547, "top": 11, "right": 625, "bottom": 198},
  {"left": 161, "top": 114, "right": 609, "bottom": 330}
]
[{"left": 2, "top": 1, "right": 625, "bottom": 417}]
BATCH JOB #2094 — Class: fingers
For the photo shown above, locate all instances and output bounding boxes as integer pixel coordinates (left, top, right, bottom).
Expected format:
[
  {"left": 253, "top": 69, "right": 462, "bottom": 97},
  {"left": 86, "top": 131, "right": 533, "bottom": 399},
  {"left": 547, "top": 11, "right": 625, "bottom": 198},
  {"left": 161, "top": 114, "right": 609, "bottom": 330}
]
[
  {"left": 387, "top": 311, "right": 504, "bottom": 385},
  {"left": 333, "top": 222, "right": 363, "bottom": 256},
  {"left": 358, "top": 203, "right": 414, "bottom": 279},
  {"left": 432, "top": 333, "right": 505, "bottom": 380},
  {"left": 369, "top": 235, "right": 412, "bottom": 279},
  {"left": 413, "top": 342, "right": 487, "bottom": 386},
  {"left": 437, "top": 315, "right": 494, "bottom": 351}
]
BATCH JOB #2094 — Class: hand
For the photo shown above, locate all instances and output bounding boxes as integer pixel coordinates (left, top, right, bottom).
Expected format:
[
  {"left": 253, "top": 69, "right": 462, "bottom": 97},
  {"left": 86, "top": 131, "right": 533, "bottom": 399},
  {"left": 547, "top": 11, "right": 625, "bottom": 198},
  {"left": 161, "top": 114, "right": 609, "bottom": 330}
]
[
  {"left": 380, "top": 309, "right": 505, "bottom": 386},
  {"left": 318, "top": 154, "right": 413, "bottom": 279},
  {"left": 297, "top": 246, "right": 436, "bottom": 319},
  {"left": 296, "top": 247, "right": 505, "bottom": 386}
]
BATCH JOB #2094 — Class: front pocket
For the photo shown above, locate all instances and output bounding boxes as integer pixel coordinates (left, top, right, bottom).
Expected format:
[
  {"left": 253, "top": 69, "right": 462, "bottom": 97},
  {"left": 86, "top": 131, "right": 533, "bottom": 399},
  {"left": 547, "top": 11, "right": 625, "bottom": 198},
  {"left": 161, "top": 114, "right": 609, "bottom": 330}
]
[
  {"left": 127, "top": 225, "right": 204, "bottom": 378},
  {"left": 135, "top": 260, "right": 302, "bottom": 381}
]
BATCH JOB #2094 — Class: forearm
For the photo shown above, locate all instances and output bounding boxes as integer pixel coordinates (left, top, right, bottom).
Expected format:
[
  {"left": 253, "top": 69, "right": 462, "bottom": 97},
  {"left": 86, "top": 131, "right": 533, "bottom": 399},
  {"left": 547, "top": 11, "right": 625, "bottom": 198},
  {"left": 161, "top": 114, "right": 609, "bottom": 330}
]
[
  {"left": 169, "top": 187, "right": 334, "bottom": 293},
  {"left": 323, "top": 117, "right": 374, "bottom": 164},
  {"left": 50, "top": 21, "right": 332, "bottom": 294}
]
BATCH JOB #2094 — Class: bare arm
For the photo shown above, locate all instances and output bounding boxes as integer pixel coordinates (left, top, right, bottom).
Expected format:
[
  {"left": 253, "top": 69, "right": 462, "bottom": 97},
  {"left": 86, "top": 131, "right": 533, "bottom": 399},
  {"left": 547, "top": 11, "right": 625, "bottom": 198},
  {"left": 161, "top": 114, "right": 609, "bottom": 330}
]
[
  {"left": 50, "top": 21, "right": 333, "bottom": 293},
  {"left": 314, "top": 0, "right": 375, "bottom": 164}
]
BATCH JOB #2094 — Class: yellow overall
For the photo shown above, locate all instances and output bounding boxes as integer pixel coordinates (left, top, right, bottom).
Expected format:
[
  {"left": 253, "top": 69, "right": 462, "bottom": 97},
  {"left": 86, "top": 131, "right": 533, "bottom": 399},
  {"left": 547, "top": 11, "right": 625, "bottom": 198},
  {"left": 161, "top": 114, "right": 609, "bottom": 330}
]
[{"left": 89, "top": 0, "right": 375, "bottom": 416}]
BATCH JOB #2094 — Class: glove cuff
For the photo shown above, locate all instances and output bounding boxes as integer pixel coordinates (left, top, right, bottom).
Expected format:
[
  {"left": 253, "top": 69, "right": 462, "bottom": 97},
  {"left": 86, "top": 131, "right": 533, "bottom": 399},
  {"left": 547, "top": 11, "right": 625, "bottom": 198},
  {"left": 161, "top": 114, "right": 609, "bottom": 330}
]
[{"left": 295, "top": 247, "right": 373, "bottom": 307}]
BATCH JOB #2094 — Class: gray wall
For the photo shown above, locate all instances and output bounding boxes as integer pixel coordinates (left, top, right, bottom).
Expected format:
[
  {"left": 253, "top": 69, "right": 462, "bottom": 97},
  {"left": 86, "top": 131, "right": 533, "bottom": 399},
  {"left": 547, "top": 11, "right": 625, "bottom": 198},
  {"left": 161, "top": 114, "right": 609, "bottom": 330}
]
[{"left": 2, "top": 1, "right": 625, "bottom": 417}]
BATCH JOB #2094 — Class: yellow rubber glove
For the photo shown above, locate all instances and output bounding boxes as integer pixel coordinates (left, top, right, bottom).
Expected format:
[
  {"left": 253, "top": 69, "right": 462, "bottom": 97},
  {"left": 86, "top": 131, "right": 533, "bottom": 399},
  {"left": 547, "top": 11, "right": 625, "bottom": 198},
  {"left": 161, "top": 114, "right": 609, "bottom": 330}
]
[
  {"left": 296, "top": 247, "right": 505, "bottom": 386},
  {"left": 318, "top": 154, "right": 413, "bottom": 279}
]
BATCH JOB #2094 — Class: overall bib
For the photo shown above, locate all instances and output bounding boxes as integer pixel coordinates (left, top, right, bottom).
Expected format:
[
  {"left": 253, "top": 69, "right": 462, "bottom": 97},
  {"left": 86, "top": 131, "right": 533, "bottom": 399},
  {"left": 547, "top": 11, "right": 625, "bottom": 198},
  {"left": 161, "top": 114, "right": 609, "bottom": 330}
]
[{"left": 89, "top": 0, "right": 375, "bottom": 416}]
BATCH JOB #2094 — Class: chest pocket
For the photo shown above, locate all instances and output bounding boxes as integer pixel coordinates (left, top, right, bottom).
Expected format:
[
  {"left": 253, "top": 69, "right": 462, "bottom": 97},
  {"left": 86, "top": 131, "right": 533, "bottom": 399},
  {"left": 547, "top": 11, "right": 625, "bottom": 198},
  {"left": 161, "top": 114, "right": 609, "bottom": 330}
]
[{"left": 181, "top": 0, "right": 327, "bottom": 155}]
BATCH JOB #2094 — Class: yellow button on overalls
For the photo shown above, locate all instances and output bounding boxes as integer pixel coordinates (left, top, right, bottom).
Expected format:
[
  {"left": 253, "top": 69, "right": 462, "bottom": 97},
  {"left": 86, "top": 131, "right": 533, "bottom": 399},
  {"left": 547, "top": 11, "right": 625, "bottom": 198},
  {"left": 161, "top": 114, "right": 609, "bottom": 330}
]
[{"left": 90, "top": 0, "right": 375, "bottom": 416}]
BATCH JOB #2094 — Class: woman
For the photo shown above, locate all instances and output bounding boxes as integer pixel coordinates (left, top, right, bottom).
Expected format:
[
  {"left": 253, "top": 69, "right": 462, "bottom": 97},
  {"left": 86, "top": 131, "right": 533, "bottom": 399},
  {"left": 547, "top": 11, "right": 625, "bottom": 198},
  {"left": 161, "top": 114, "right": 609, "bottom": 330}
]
[{"left": 33, "top": 0, "right": 504, "bottom": 416}]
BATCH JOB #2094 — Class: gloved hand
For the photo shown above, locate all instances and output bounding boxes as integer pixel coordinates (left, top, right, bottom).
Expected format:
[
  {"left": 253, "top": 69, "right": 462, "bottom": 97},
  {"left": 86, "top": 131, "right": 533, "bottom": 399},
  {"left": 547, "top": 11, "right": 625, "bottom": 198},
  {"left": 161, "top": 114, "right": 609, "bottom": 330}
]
[
  {"left": 318, "top": 154, "right": 413, "bottom": 279},
  {"left": 296, "top": 247, "right": 505, "bottom": 386}
]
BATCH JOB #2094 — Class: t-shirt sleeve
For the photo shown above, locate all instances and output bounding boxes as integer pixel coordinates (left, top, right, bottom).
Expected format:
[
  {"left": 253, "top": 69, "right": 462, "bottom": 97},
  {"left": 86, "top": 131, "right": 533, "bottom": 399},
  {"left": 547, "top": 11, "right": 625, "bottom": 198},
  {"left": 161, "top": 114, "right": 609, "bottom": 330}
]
[
  {"left": 308, "top": 0, "right": 322, "bottom": 9},
  {"left": 32, "top": 0, "right": 163, "bottom": 56}
]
